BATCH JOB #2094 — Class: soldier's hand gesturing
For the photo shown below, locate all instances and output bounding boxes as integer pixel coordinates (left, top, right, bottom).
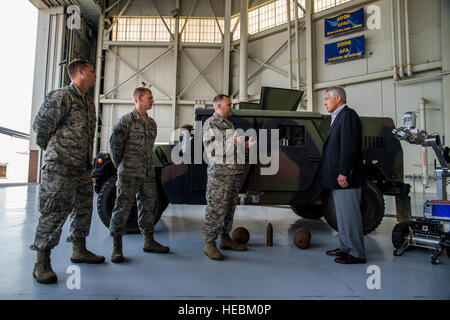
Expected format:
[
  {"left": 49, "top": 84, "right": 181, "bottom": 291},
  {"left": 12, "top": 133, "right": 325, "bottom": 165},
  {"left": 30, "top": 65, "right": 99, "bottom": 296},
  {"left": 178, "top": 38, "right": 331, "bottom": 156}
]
[
  {"left": 246, "top": 136, "right": 256, "bottom": 149},
  {"left": 233, "top": 131, "right": 245, "bottom": 144}
]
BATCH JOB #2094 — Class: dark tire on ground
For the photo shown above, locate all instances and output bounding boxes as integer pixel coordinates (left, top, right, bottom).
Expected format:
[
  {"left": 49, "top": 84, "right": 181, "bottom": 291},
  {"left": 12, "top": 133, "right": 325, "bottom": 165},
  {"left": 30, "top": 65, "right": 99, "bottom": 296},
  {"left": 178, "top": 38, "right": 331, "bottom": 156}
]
[
  {"left": 97, "top": 176, "right": 139, "bottom": 233},
  {"left": 392, "top": 221, "right": 412, "bottom": 249},
  {"left": 97, "top": 176, "right": 169, "bottom": 233},
  {"left": 321, "top": 181, "right": 385, "bottom": 235},
  {"left": 291, "top": 202, "right": 323, "bottom": 219}
]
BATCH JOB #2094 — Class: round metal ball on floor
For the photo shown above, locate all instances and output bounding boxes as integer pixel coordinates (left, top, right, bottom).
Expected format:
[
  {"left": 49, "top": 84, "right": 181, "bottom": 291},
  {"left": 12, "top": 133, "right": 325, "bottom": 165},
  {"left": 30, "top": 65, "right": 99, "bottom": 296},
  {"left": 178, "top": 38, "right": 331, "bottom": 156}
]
[
  {"left": 232, "top": 227, "right": 250, "bottom": 244},
  {"left": 293, "top": 227, "right": 311, "bottom": 249}
]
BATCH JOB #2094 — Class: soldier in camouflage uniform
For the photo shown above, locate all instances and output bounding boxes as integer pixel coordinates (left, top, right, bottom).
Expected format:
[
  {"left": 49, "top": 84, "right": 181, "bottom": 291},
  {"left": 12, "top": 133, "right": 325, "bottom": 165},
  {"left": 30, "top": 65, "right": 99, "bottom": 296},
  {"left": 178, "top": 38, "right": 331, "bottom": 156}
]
[
  {"left": 202, "top": 94, "right": 256, "bottom": 260},
  {"left": 109, "top": 87, "right": 169, "bottom": 263},
  {"left": 31, "top": 59, "right": 105, "bottom": 284}
]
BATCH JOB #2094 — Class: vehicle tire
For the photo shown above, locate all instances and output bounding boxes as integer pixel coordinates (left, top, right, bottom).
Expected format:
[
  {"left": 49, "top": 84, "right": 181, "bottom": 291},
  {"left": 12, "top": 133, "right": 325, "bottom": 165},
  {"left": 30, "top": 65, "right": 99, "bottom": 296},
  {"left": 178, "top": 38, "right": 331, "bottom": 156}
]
[
  {"left": 291, "top": 202, "right": 323, "bottom": 219},
  {"left": 391, "top": 221, "right": 412, "bottom": 249},
  {"left": 97, "top": 176, "right": 139, "bottom": 233},
  {"left": 97, "top": 176, "right": 169, "bottom": 232},
  {"left": 431, "top": 256, "right": 440, "bottom": 265},
  {"left": 321, "top": 181, "right": 385, "bottom": 235}
]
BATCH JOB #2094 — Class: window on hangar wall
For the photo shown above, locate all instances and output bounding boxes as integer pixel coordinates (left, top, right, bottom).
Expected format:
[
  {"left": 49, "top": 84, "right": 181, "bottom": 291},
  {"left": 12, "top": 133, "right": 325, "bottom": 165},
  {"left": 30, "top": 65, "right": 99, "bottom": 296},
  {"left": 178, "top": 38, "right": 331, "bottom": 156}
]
[
  {"left": 111, "top": 16, "right": 223, "bottom": 43},
  {"left": 231, "top": 0, "right": 352, "bottom": 41},
  {"left": 110, "top": 0, "right": 352, "bottom": 43}
]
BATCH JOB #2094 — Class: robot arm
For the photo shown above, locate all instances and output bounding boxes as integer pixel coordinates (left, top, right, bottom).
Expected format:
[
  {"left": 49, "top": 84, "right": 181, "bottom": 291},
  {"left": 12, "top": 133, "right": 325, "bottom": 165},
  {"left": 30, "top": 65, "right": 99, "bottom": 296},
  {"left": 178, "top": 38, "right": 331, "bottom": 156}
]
[{"left": 392, "top": 112, "right": 449, "bottom": 169}]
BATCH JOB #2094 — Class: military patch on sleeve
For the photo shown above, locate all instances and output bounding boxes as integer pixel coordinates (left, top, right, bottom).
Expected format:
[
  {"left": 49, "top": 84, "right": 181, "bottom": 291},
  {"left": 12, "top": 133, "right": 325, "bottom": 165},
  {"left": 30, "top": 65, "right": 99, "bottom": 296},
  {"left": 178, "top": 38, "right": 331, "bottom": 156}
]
[{"left": 42, "top": 97, "right": 59, "bottom": 110}]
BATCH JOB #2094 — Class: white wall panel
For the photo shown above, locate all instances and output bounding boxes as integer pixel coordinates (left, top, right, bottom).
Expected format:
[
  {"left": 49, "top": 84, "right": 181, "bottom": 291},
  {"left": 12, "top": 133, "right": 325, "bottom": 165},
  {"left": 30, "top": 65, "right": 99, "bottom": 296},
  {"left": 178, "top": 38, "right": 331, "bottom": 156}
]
[
  {"left": 380, "top": 78, "right": 397, "bottom": 122},
  {"left": 137, "top": 47, "right": 174, "bottom": 99},
  {"left": 178, "top": 105, "right": 195, "bottom": 126},
  {"left": 345, "top": 81, "right": 383, "bottom": 117},
  {"left": 366, "top": 39, "right": 392, "bottom": 73},
  {"left": 179, "top": 48, "right": 223, "bottom": 100},
  {"left": 409, "top": 27, "right": 442, "bottom": 65}
]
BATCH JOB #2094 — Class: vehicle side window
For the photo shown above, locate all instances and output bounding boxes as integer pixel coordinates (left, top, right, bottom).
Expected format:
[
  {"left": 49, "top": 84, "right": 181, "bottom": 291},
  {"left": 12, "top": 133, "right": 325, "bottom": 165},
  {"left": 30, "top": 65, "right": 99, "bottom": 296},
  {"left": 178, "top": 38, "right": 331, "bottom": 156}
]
[{"left": 278, "top": 125, "right": 305, "bottom": 147}]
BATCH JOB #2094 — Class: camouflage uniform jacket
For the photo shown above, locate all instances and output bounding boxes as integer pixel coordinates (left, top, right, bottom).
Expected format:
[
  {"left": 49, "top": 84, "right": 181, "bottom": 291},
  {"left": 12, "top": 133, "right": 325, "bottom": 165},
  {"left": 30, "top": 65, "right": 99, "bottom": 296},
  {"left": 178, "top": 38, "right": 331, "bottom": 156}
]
[
  {"left": 110, "top": 109, "right": 157, "bottom": 178},
  {"left": 203, "top": 112, "right": 244, "bottom": 176},
  {"left": 33, "top": 83, "right": 96, "bottom": 171}
]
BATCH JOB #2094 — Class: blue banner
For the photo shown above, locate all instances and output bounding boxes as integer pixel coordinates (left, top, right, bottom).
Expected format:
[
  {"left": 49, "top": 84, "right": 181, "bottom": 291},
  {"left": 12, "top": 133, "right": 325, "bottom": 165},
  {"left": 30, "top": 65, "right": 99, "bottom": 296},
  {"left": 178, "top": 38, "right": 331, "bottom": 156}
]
[
  {"left": 325, "top": 35, "right": 365, "bottom": 64},
  {"left": 325, "top": 8, "right": 364, "bottom": 37}
]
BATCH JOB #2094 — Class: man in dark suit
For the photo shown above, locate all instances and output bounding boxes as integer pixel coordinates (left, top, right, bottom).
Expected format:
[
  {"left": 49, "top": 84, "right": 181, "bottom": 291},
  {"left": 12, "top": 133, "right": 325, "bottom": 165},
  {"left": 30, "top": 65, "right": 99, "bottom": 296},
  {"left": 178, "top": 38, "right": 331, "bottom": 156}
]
[{"left": 322, "top": 86, "right": 366, "bottom": 264}]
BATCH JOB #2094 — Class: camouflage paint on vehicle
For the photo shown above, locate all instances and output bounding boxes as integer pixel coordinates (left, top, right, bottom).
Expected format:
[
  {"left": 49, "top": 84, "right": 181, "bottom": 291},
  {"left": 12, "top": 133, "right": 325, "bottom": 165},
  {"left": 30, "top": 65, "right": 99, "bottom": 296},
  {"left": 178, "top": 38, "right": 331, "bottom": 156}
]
[
  {"left": 93, "top": 86, "right": 411, "bottom": 231},
  {"left": 152, "top": 87, "right": 408, "bottom": 208}
]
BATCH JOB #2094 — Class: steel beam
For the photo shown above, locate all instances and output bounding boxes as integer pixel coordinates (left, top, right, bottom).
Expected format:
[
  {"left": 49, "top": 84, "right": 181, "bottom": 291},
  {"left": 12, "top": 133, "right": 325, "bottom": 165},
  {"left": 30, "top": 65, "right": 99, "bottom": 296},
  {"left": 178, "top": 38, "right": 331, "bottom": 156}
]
[
  {"left": 100, "top": 98, "right": 209, "bottom": 105},
  {"left": 232, "top": 46, "right": 288, "bottom": 98},
  {"left": 171, "top": 0, "right": 180, "bottom": 136},
  {"left": 105, "top": 49, "right": 172, "bottom": 99},
  {"left": 223, "top": 0, "right": 231, "bottom": 95},
  {"left": 231, "top": 16, "right": 240, "bottom": 37},
  {"left": 107, "top": 0, "right": 132, "bottom": 33},
  {"left": 286, "top": 0, "right": 292, "bottom": 89},
  {"left": 0, "top": 126, "right": 30, "bottom": 140},
  {"left": 232, "top": 44, "right": 301, "bottom": 83},
  {"left": 231, "top": 32, "right": 305, "bottom": 98},
  {"left": 178, "top": 48, "right": 224, "bottom": 99},
  {"left": 105, "top": 0, "right": 123, "bottom": 13},
  {"left": 294, "top": 0, "right": 301, "bottom": 90},
  {"left": 180, "top": 49, "right": 217, "bottom": 96},
  {"left": 104, "top": 40, "right": 172, "bottom": 47},
  {"left": 29, "top": 0, "right": 49, "bottom": 9},
  {"left": 305, "top": 0, "right": 314, "bottom": 111},
  {"left": 150, "top": 0, "right": 174, "bottom": 41},
  {"left": 442, "top": 0, "right": 450, "bottom": 144},
  {"left": 180, "top": 42, "right": 223, "bottom": 49},
  {"left": 208, "top": 0, "right": 224, "bottom": 40},
  {"left": 93, "top": 14, "right": 104, "bottom": 157},
  {"left": 180, "top": 0, "right": 199, "bottom": 36},
  {"left": 239, "top": 0, "right": 248, "bottom": 103},
  {"left": 101, "top": 47, "right": 173, "bottom": 99},
  {"left": 230, "top": 0, "right": 256, "bottom": 39}
]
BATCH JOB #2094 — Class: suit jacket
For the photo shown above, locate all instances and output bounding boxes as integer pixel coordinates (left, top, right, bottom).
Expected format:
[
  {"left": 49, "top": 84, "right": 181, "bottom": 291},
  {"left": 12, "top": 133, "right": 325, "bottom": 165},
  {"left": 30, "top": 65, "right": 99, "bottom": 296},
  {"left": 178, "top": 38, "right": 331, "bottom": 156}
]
[{"left": 321, "top": 105, "right": 366, "bottom": 189}]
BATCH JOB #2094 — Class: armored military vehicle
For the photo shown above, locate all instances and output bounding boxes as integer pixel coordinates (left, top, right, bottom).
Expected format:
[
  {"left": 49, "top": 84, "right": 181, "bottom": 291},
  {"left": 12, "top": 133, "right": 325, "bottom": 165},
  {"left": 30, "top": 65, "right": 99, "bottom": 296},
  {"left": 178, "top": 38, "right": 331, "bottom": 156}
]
[{"left": 93, "top": 86, "right": 411, "bottom": 234}]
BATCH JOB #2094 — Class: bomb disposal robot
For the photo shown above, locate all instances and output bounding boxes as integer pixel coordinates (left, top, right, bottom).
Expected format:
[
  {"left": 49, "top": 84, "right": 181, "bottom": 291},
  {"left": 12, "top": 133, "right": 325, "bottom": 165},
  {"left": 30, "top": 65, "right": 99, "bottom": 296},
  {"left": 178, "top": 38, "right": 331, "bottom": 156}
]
[{"left": 392, "top": 112, "right": 450, "bottom": 264}]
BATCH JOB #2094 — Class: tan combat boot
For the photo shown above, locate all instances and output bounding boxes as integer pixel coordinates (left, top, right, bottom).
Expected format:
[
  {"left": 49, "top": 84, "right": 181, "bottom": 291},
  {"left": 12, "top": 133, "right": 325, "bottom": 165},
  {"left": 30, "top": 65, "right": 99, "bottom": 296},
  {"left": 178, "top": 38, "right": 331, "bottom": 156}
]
[
  {"left": 71, "top": 239, "right": 105, "bottom": 264},
  {"left": 111, "top": 236, "right": 124, "bottom": 263},
  {"left": 143, "top": 232, "right": 170, "bottom": 253},
  {"left": 219, "top": 233, "right": 247, "bottom": 251},
  {"left": 204, "top": 240, "right": 224, "bottom": 260},
  {"left": 33, "top": 249, "right": 58, "bottom": 284}
]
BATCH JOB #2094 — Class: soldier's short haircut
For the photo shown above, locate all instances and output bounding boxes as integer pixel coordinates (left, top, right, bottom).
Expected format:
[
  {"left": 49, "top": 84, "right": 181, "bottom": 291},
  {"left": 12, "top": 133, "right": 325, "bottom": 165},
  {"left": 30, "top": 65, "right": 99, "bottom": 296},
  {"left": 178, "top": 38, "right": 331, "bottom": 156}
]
[
  {"left": 133, "top": 87, "right": 152, "bottom": 102},
  {"left": 325, "top": 86, "right": 347, "bottom": 102},
  {"left": 213, "top": 94, "right": 230, "bottom": 107},
  {"left": 67, "top": 59, "right": 92, "bottom": 79}
]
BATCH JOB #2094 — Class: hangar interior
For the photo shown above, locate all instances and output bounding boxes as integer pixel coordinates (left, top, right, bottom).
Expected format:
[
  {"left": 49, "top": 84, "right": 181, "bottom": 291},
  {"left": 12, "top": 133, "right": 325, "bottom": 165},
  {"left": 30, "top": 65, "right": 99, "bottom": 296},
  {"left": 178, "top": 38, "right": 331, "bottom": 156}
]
[{"left": 0, "top": 0, "right": 449, "bottom": 299}]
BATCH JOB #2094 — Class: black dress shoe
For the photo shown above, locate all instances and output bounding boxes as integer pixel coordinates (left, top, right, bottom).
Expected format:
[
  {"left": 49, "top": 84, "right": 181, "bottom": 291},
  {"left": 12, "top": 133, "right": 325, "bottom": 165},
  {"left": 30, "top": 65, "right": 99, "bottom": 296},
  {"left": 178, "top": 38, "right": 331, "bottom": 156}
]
[
  {"left": 334, "top": 254, "right": 366, "bottom": 264},
  {"left": 325, "top": 248, "right": 347, "bottom": 257}
]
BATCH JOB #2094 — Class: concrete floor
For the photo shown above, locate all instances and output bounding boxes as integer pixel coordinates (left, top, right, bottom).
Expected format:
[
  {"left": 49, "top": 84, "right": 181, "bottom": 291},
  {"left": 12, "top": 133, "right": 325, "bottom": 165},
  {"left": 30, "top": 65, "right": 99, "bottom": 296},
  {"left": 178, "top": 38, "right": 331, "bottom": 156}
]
[{"left": 0, "top": 185, "right": 449, "bottom": 300}]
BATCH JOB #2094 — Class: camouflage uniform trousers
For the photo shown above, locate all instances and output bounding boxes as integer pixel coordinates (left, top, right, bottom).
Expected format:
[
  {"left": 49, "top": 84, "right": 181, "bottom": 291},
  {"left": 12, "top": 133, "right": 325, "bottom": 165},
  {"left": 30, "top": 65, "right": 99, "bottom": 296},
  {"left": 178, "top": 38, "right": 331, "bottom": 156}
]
[
  {"left": 202, "top": 173, "right": 241, "bottom": 242},
  {"left": 32, "top": 163, "right": 93, "bottom": 251},
  {"left": 109, "top": 173, "right": 156, "bottom": 237}
]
